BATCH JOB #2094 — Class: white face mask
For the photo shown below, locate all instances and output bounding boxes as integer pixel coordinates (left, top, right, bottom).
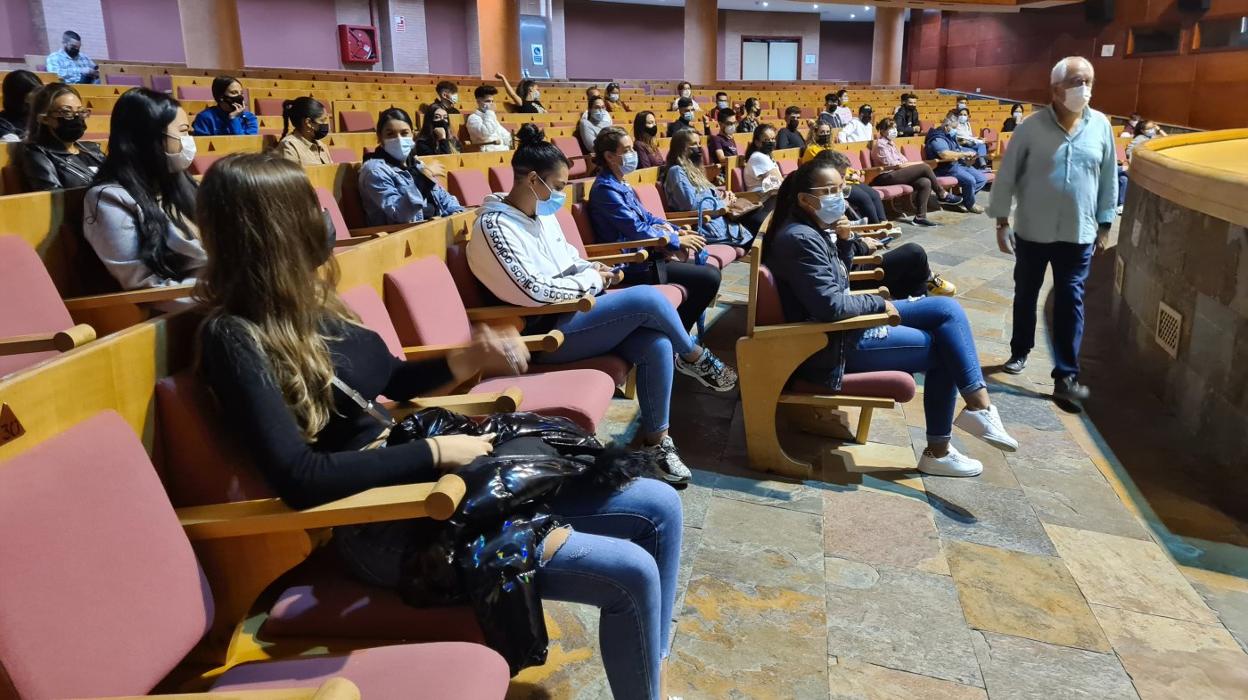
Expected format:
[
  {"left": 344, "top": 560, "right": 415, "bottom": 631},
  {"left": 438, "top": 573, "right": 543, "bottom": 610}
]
[
  {"left": 886, "top": 128, "right": 898, "bottom": 140},
  {"left": 958, "top": 115, "right": 969, "bottom": 124},
  {"left": 531, "top": 89, "right": 540, "bottom": 100},
  {"left": 166, "top": 134, "right": 196, "bottom": 172},
  {"left": 1143, "top": 128, "right": 1157, "bottom": 138},
  {"left": 680, "top": 90, "right": 691, "bottom": 98},
  {"left": 1062, "top": 84, "right": 1091, "bottom": 113},
  {"left": 448, "top": 93, "right": 459, "bottom": 104}
]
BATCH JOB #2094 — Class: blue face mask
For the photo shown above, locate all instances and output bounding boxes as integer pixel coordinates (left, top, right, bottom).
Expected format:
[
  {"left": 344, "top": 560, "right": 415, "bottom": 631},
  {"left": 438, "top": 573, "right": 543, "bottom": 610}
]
[
  {"left": 681, "top": 112, "right": 694, "bottom": 122},
  {"left": 619, "top": 150, "right": 639, "bottom": 175},
  {"left": 812, "top": 192, "right": 848, "bottom": 226},
  {"left": 383, "top": 136, "right": 414, "bottom": 162},
  {"left": 532, "top": 177, "right": 566, "bottom": 216}
]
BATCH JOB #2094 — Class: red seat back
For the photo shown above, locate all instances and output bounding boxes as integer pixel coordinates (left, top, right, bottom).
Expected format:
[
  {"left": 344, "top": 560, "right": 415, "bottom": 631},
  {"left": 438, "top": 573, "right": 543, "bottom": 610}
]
[
  {"left": 177, "top": 85, "right": 213, "bottom": 101},
  {"left": 633, "top": 183, "right": 667, "bottom": 219},
  {"left": 901, "top": 144, "right": 924, "bottom": 162},
  {"left": 315, "top": 187, "right": 352, "bottom": 240},
  {"left": 855, "top": 150, "right": 872, "bottom": 171},
  {"left": 339, "top": 110, "right": 374, "bottom": 133},
  {"left": 105, "top": 74, "right": 144, "bottom": 87},
  {"left": 445, "top": 239, "right": 500, "bottom": 308},
  {"left": 488, "top": 165, "right": 514, "bottom": 192},
  {"left": 0, "top": 236, "right": 76, "bottom": 376},
  {"left": 0, "top": 411, "right": 213, "bottom": 698},
  {"left": 329, "top": 147, "right": 357, "bottom": 163},
  {"left": 554, "top": 208, "right": 588, "bottom": 256},
  {"left": 777, "top": 159, "right": 798, "bottom": 176},
  {"left": 447, "top": 169, "right": 490, "bottom": 207},
  {"left": 339, "top": 286, "right": 404, "bottom": 357},
  {"left": 755, "top": 264, "right": 786, "bottom": 326},
  {"left": 382, "top": 256, "right": 473, "bottom": 347},
  {"left": 255, "top": 98, "right": 286, "bottom": 116},
  {"left": 552, "top": 136, "right": 588, "bottom": 178},
  {"left": 189, "top": 152, "right": 226, "bottom": 176},
  {"left": 570, "top": 202, "right": 599, "bottom": 244}
]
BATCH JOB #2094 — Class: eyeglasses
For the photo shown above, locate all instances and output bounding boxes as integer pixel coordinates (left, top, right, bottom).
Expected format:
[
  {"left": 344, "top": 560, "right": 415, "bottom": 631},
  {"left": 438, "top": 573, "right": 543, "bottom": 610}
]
[
  {"left": 809, "top": 185, "right": 852, "bottom": 197},
  {"left": 46, "top": 108, "right": 91, "bottom": 119}
]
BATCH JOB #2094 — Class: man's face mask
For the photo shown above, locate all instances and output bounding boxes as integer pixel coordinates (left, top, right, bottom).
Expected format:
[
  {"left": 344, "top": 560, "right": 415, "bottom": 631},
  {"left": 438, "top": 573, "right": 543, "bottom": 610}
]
[
  {"left": 786, "top": 117, "right": 799, "bottom": 128},
  {"left": 65, "top": 44, "right": 80, "bottom": 57}
]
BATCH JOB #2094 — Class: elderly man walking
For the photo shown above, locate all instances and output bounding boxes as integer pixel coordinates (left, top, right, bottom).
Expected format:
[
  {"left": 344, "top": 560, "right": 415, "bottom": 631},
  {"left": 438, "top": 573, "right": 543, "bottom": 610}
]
[{"left": 987, "top": 56, "right": 1118, "bottom": 412}]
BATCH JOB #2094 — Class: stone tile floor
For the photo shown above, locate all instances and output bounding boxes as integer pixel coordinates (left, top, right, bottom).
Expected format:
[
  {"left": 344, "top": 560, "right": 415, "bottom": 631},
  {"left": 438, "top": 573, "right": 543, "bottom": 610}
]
[{"left": 508, "top": 195, "right": 1248, "bottom": 699}]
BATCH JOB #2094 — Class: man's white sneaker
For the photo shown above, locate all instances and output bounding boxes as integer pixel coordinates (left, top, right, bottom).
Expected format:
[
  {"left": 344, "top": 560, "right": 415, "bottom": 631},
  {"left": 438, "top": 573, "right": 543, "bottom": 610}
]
[
  {"left": 918, "top": 444, "right": 983, "bottom": 477},
  {"left": 643, "top": 436, "right": 692, "bottom": 486},
  {"left": 953, "top": 405, "right": 1018, "bottom": 452}
]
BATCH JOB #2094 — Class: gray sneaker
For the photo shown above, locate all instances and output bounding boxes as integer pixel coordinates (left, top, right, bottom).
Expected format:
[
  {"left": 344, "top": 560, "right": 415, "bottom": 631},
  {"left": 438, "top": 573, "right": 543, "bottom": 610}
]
[
  {"left": 675, "top": 349, "right": 738, "bottom": 392},
  {"left": 643, "top": 436, "right": 691, "bottom": 486}
]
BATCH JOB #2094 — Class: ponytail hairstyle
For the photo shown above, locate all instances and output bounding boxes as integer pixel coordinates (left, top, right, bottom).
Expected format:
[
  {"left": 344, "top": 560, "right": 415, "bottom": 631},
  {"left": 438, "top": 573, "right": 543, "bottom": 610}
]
[
  {"left": 280, "top": 96, "right": 325, "bottom": 139},
  {"left": 91, "top": 87, "right": 198, "bottom": 281},
  {"left": 591, "top": 126, "right": 629, "bottom": 168},
  {"left": 511, "top": 123, "right": 569, "bottom": 177},
  {"left": 766, "top": 158, "right": 837, "bottom": 239}
]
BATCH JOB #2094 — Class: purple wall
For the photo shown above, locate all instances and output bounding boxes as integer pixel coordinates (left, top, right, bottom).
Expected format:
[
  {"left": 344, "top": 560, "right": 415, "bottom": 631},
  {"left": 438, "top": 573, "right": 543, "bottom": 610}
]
[
  {"left": 0, "top": 0, "right": 37, "bottom": 59},
  {"left": 564, "top": 0, "right": 684, "bottom": 80},
  {"left": 101, "top": 0, "right": 185, "bottom": 64},
  {"left": 819, "top": 21, "right": 873, "bottom": 82},
  {"left": 425, "top": 0, "right": 469, "bottom": 76},
  {"left": 237, "top": 0, "right": 342, "bottom": 69}
]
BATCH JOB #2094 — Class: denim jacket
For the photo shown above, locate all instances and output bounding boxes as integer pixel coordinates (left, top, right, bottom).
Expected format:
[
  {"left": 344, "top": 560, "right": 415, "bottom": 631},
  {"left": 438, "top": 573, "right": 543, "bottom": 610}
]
[
  {"left": 662, "top": 165, "right": 749, "bottom": 246},
  {"left": 358, "top": 153, "right": 465, "bottom": 226}
]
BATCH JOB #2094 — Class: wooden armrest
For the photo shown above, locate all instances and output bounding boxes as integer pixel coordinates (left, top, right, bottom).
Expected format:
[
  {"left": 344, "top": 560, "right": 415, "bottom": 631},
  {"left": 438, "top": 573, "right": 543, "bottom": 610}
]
[
  {"left": 849, "top": 287, "right": 891, "bottom": 300},
  {"left": 583, "top": 237, "right": 670, "bottom": 255},
  {"left": 0, "top": 324, "right": 96, "bottom": 356},
  {"left": 383, "top": 386, "right": 523, "bottom": 418},
  {"left": 753, "top": 311, "right": 900, "bottom": 339},
  {"left": 91, "top": 677, "right": 360, "bottom": 700},
  {"left": 861, "top": 167, "right": 885, "bottom": 183},
  {"left": 665, "top": 210, "right": 709, "bottom": 223},
  {"left": 465, "top": 295, "right": 595, "bottom": 321},
  {"left": 179, "top": 473, "right": 468, "bottom": 540},
  {"left": 333, "top": 235, "right": 375, "bottom": 248},
  {"left": 403, "top": 331, "right": 564, "bottom": 361},
  {"left": 349, "top": 223, "right": 407, "bottom": 237},
  {"left": 588, "top": 250, "right": 648, "bottom": 265},
  {"left": 851, "top": 254, "right": 884, "bottom": 266},
  {"left": 849, "top": 268, "right": 886, "bottom": 282},
  {"left": 923, "top": 159, "right": 942, "bottom": 168},
  {"left": 63, "top": 286, "right": 193, "bottom": 311}
]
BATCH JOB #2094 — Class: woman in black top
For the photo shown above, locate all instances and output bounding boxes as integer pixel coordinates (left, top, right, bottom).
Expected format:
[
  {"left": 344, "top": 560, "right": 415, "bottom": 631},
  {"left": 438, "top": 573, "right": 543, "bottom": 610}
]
[
  {"left": 414, "top": 105, "right": 461, "bottom": 156},
  {"left": 17, "top": 83, "right": 104, "bottom": 191},
  {"left": 196, "top": 153, "right": 684, "bottom": 700},
  {"left": 0, "top": 70, "right": 41, "bottom": 141},
  {"left": 1002, "top": 105, "right": 1024, "bottom": 133},
  {"left": 496, "top": 72, "right": 544, "bottom": 114}
]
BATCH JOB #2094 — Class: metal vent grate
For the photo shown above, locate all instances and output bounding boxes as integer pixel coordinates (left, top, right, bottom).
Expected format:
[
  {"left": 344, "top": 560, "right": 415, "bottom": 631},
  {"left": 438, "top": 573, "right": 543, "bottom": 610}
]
[
  {"left": 1114, "top": 256, "right": 1124, "bottom": 294},
  {"left": 1155, "top": 301, "right": 1181, "bottom": 359}
]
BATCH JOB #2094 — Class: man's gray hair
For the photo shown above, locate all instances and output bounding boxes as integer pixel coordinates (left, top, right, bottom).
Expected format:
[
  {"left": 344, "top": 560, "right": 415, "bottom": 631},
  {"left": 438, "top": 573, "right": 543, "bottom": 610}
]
[
  {"left": 1051, "top": 56, "right": 1093, "bottom": 85},
  {"left": 942, "top": 113, "right": 959, "bottom": 128}
]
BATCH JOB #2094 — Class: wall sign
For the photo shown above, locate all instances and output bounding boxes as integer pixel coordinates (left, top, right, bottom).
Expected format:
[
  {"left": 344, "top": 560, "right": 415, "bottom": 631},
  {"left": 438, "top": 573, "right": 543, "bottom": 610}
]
[
  {"left": 1101, "top": 43, "right": 1115, "bottom": 56},
  {"left": 531, "top": 44, "right": 545, "bottom": 66},
  {"left": 804, "top": 53, "right": 817, "bottom": 64},
  {"left": 395, "top": 15, "right": 407, "bottom": 32}
]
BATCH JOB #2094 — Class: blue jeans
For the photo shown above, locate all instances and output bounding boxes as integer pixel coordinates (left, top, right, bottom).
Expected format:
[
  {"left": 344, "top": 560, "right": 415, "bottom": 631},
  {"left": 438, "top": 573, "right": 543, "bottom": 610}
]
[
  {"left": 1117, "top": 167, "right": 1128, "bottom": 206},
  {"left": 537, "top": 286, "right": 695, "bottom": 434},
  {"left": 844, "top": 296, "right": 986, "bottom": 441},
  {"left": 937, "top": 162, "right": 987, "bottom": 209},
  {"left": 540, "top": 477, "right": 682, "bottom": 700},
  {"left": 1010, "top": 237, "right": 1094, "bottom": 379}
]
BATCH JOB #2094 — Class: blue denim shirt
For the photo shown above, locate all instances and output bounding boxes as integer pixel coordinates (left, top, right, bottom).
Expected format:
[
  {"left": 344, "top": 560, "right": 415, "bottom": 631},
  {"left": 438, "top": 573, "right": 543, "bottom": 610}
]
[
  {"left": 46, "top": 50, "right": 98, "bottom": 84},
  {"left": 191, "top": 106, "right": 259, "bottom": 136},
  {"left": 986, "top": 105, "right": 1118, "bottom": 245},
  {"left": 358, "top": 156, "right": 465, "bottom": 226},
  {"left": 662, "top": 165, "right": 750, "bottom": 246}
]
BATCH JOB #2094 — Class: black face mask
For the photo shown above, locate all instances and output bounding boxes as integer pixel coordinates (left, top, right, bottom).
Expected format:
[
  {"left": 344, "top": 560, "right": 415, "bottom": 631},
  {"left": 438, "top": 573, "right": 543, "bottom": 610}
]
[
  {"left": 51, "top": 115, "right": 87, "bottom": 143},
  {"left": 816, "top": 134, "right": 831, "bottom": 146},
  {"left": 786, "top": 118, "right": 799, "bottom": 129},
  {"left": 688, "top": 147, "right": 704, "bottom": 166},
  {"left": 431, "top": 119, "right": 450, "bottom": 131},
  {"left": 65, "top": 47, "right": 80, "bottom": 58},
  {"left": 759, "top": 142, "right": 775, "bottom": 154},
  {"left": 643, "top": 125, "right": 658, "bottom": 137},
  {"left": 312, "top": 122, "right": 330, "bottom": 140}
]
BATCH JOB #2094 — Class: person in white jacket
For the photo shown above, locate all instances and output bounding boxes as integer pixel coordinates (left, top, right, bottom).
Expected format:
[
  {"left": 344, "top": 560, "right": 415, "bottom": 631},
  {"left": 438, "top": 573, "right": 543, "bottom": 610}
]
[
  {"left": 464, "top": 85, "right": 512, "bottom": 152},
  {"left": 467, "top": 124, "right": 737, "bottom": 486}
]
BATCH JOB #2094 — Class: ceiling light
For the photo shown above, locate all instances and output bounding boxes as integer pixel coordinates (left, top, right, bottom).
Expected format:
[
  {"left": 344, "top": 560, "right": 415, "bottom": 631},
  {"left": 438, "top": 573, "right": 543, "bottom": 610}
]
[
  {"left": 850, "top": 13, "right": 856, "bottom": 18},
  {"left": 761, "top": 1, "right": 768, "bottom": 6}
]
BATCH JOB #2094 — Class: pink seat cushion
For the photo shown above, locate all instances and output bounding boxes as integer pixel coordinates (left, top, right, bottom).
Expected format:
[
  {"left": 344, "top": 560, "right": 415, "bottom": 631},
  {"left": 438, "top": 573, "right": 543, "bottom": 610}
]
[
  {"left": 732, "top": 166, "right": 746, "bottom": 193},
  {"left": 340, "top": 286, "right": 404, "bottom": 356},
  {"left": 315, "top": 187, "right": 353, "bottom": 241},
  {"left": 936, "top": 176, "right": 959, "bottom": 189},
  {"left": 330, "top": 147, "right": 357, "bottom": 163},
  {"left": 211, "top": 643, "right": 509, "bottom": 699},
  {"left": 777, "top": 159, "right": 798, "bottom": 176},
  {"left": 0, "top": 236, "right": 75, "bottom": 377},
  {"left": 155, "top": 372, "right": 274, "bottom": 507},
  {"left": 553, "top": 137, "right": 588, "bottom": 178},
  {"left": 570, "top": 203, "right": 597, "bottom": 244},
  {"left": 554, "top": 208, "right": 588, "bottom": 256},
  {"left": 488, "top": 165, "right": 514, "bottom": 193},
  {"left": 470, "top": 369, "right": 615, "bottom": 431},
  {"left": 340, "top": 110, "right": 374, "bottom": 133},
  {"left": 254, "top": 98, "right": 285, "bottom": 116},
  {"left": 446, "top": 240, "right": 499, "bottom": 308},
  {"left": 872, "top": 184, "right": 909, "bottom": 200},
  {"left": 791, "top": 371, "right": 917, "bottom": 403},
  {"left": 105, "top": 74, "right": 144, "bottom": 86},
  {"left": 0, "top": 411, "right": 212, "bottom": 698},
  {"left": 526, "top": 354, "right": 631, "bottom": 388},
  {"left": 755, "top": 264, "right": 786, "bottom": 326},
  {"left": 190, "top": 152, "right": 226, "bottom": 176},
  {"left": 178, "top": 85, "right": 213, "bottom": 100},
  {"left": 633, "top": 184, "right": 667, "bottom": 219},
  {"left": 447, "top": 169, "right": 490, "bottom": 208},
  {"left": 383, "top": 256, "right": 473, "bottom": 347},
  {"left": 704, "top": 243, "right": 741, "bottom": 269}
]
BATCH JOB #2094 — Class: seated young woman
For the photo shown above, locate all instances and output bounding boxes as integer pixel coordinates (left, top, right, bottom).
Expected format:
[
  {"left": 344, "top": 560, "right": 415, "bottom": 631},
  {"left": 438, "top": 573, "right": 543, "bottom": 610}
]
[
  {"left": 743, "top": 124, "right": 783, "bottom": 194},
  {"left": 871, "top": 117, "right": 964, "bottom": 227},
  {"left": 467, "top": 124, "right": 737, "bottom": 483},
  {"left": 17, "top": 83, "right": 104, "bottom": 190},
  {"left": 662, "top": 128, "right": 759, "bottom": 245},
  {"left": 0, "top": 69, "right": 42, "bottom": 142},
  {"left": 764, "top": 159, "right": 1019, "bottom": 477},
  {"left": 414, "top": 105, "right": 461, "bottom": 156},
  {"left": 631, "top": 111, "right": 664, "bottom": 169},
  {"left": 82, "top": 87, "right": 204, "bottom": 290},
  {"left": 587, "top": 126, "right": 723, "bottom": 333},
  {"left": 190, "top": 75, "right": 258, "bottom": 136},
  {"left": 358, "top": 107, "right": 465, "bottom": 226},
  {"left": 194, "top": 153, "right": 684, "bottom": 700},
  {"left": 275, "top": 96, "right": 332, "bottom": 166}
]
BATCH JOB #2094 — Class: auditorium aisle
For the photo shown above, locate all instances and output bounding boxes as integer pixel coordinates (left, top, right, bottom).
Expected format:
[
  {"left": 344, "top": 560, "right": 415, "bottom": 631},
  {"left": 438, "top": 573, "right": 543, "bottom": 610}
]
[{"left": 508, "top": 196, "right": 1248, "bottom": 699}]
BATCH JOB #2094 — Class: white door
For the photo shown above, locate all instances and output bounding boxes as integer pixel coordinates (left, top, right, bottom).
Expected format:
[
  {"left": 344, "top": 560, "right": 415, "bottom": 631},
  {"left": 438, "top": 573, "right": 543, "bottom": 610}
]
[
  {"left": 742, "top": 41, "right": 769, "bottom": 80},
  {"left": 767, "top": 41, "right": 799, "bottom": 80}
]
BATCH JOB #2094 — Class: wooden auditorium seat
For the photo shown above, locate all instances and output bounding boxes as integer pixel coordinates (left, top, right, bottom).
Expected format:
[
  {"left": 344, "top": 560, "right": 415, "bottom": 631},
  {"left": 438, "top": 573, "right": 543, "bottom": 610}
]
[
  {"left": 447, "top": 168, "right": 491, "bottom": 207},
  {"left": 487, "top": 164, "right": 514, "bottom": 192},
  {"left": 632, "top": 182, "right": 744, "bottom": 269},
  {"left": 0, "top": 410, "right": 509, "bottom": 699}
]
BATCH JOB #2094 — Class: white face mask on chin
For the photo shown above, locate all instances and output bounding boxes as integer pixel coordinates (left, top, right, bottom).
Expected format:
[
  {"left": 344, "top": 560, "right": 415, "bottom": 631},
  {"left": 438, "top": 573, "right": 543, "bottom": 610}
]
[{"left": 1062, "top": 84, "right": 1092, "bottom": 113}]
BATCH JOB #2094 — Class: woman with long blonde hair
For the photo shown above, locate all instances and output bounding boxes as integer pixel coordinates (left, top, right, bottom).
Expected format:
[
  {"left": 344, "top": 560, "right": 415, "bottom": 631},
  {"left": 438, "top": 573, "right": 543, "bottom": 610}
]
[{"left": 661, "top": 127, "right": 758, "bottom": 245}]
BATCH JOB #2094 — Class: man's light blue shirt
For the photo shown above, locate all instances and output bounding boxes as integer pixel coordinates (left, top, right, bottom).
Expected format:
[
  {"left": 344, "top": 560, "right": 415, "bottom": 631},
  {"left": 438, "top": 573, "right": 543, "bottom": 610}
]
[
  {"left": 986, "top": 105, "right": 1118, "bottom": 245},
  {"left": 46, "top": 49, "right": 98, "bottom": 84}
]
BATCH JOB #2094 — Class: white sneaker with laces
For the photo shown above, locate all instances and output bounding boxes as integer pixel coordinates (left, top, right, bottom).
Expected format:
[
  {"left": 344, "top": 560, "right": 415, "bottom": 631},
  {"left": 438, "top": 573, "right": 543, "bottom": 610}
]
[
  {"left": 918, "top": 444, "right": 983, "bottom": 477},
  {"left": 643, "top": 436, "right": 692, "bottom": 485},
  {"left": 953, "top": 405, "right": 1018, "bottom": 452}
]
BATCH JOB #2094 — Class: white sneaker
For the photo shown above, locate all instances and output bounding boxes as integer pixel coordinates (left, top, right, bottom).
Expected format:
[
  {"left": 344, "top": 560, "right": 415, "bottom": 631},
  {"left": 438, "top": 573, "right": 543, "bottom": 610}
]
[
  {"left": 953, "top": 405, "right": 1018, "bottom": 452},
  {"left": 643, "top": 436, "right": 692, "bottom": 486},
  {"left": 918, "top": 444, "right": 983, "bottom": 477}
]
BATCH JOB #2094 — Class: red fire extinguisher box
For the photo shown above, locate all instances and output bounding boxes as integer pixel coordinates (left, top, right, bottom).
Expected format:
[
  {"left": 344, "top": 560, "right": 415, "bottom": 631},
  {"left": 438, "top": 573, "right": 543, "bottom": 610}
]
[{"left": 338, "top": 25, "right": 380, "bottom": 64}]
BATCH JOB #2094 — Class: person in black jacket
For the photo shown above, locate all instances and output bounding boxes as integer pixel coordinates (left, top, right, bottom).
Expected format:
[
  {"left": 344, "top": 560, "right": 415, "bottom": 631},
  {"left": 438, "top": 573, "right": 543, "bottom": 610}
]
[
  {"left": 414, "top": 105, "right": 461, "bottom": 156},
  {"left": 17, "top": 82, "right": 103, "bottom": 191},
  {"left": 776, "top": 106, "right": 807, "bottom": 150},
  {"left": 894, "top": 92, "right": 921, "bottom": 137},
  {"left": 0, "top": 70, "right": 41, "bottom": 141},
  {"left": 764, "top": 159, "right": 1018, "bottom": 478},
  {"left": 195, "top": 152, "right": 684, "bottom": 700}
]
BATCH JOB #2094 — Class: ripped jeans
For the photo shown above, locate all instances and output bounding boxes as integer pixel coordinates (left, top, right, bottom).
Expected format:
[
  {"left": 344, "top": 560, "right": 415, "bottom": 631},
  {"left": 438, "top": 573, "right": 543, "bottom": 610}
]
[{"left": 335, "top": 477, "right": 682, "bottom": 700}]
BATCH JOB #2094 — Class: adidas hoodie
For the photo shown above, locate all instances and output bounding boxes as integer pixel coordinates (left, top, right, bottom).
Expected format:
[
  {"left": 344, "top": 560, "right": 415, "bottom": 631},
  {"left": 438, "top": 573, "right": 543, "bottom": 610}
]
[{"left": 467, "top": 194, "right": 603, "bottom": 307}]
